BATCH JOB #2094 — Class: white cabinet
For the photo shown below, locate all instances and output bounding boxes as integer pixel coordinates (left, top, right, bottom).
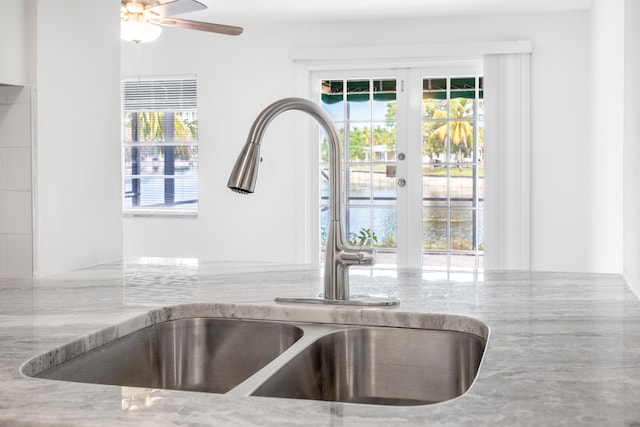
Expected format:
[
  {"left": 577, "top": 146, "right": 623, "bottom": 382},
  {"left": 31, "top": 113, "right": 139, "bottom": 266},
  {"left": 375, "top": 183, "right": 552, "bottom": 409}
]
[{"left": 0, "top": 1, "right": 28, "bottom": 86}]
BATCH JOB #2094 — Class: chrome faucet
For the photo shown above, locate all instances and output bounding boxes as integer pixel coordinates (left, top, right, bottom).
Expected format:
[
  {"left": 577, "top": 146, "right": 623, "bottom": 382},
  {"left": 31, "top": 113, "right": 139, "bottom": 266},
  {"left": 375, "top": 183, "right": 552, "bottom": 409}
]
[{"left": 228, "top": 97, "right": 399, "bottom": 306}]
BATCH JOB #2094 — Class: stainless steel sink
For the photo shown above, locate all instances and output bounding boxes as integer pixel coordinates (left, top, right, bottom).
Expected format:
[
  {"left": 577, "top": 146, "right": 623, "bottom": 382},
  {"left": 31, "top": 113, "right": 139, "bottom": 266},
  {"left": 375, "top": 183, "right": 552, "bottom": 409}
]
[
  {"left": 23, "top": 308, "right": 488, "bottom": 406},
  {"left": 251, "top": 327, "right": 485, "bottom": 406},
  {"left": 32, "top": 318, "right": 304, "bottom": 393}
]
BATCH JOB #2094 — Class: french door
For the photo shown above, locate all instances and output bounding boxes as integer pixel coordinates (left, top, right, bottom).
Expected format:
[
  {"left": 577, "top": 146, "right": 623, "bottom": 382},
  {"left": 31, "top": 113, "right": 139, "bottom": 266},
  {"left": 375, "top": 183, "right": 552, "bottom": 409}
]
[{"left": 312, "top": 64, "right": 484, "bottom": 269}]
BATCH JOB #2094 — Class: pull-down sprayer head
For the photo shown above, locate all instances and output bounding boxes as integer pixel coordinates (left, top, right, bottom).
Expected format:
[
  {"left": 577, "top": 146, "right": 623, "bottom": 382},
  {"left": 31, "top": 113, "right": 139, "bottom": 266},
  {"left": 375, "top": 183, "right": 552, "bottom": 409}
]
[{"left": 227, "top": 141, "right": 261, "bottom": 194}]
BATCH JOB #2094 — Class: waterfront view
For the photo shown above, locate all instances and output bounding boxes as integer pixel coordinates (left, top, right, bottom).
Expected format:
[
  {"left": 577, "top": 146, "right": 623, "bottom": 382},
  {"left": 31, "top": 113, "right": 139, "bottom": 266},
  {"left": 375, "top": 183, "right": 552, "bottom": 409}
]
[{"left": 321, "top": 170, "right": 483, "bottom": 268}]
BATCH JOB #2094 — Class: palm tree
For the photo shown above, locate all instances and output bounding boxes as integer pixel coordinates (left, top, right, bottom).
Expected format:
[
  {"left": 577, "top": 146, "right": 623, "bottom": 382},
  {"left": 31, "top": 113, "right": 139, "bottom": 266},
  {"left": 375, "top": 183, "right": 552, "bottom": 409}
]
[
  {"left": 423, "top": 110, "right": 447, "bottom": 166},
  {"left": 137, "top": 112, "right": 164, "bottom": 141},
  {"left": 136, "top": 111, "right": 198, "bottom": 160},
  {"left": 433, "top": 98, "right": 474, "bottom": 170}
]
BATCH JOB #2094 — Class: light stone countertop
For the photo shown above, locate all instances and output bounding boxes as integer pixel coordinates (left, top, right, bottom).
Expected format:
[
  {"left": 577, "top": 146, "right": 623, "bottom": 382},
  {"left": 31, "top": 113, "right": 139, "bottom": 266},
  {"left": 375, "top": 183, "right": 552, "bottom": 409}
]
[{"left": 1, "top": 257, "right": 640, "bottom": 426}]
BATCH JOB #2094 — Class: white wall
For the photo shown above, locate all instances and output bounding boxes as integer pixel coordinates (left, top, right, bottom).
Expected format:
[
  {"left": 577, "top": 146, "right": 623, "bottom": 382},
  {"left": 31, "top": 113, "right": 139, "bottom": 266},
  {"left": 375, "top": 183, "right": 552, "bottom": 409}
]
[
  {"left": 588, "top": 0, "right": 625, "bottom": 274},
  {"left": 624, "top": 0, "right": 640, "bottom": 297},
  {"left": 33, "top": 0, "right": 123, "bottom": 276},
  {"left": 122, "top": 11, "right": 595, "bottom": 273}
]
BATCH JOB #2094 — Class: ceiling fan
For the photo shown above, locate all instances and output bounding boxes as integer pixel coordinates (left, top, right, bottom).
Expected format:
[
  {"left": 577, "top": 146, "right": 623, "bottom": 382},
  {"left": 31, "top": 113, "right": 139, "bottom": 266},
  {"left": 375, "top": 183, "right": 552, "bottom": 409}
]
[{"left": 121, "top": 0, "right": 243, "bottom": 44}]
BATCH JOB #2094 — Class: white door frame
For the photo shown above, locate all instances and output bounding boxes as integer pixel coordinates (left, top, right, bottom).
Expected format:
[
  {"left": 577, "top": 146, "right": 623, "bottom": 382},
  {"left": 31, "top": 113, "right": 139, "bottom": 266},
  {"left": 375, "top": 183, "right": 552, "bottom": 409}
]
[{"left": 293, "top": 41, "right": 532, "bottom": 269}]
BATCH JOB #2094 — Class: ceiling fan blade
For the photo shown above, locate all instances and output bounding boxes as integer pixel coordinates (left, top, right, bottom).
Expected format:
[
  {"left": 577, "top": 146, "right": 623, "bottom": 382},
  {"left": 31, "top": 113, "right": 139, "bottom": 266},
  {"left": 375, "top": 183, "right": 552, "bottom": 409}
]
[
  {"left": 159, "top": 18, "right": 243, "bottom": 36},
  {"left": 149, "top": 0, "right": 206, "bottom": 17}
]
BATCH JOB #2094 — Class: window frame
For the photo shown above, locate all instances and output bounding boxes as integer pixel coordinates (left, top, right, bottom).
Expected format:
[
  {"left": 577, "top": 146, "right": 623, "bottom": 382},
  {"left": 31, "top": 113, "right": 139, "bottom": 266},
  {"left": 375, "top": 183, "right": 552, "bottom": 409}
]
[{"left": 121, "top": 76, "right": 199, "bottom": 217}]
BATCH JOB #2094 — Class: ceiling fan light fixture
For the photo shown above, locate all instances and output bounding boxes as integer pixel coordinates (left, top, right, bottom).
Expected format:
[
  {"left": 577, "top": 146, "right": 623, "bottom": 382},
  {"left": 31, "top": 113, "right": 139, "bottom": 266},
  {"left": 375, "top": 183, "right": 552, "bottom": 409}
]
[
  {"left": 121, "top": 17, "right": 162, "bottom": 44},
  {"left": 120, "top": 0, "right": 243, "bottom": 42}
]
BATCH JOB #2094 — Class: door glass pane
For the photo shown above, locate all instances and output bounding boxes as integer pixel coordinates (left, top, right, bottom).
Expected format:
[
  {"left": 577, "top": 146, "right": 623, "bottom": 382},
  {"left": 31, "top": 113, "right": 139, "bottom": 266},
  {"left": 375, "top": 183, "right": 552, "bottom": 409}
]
[
  {"left": 348, "top": 165, "right": 372, "bottom": 202},
  {"left": 320, "top": 78, "right": 398, "bottom": 266},
  {"left": 321, "top": 80, "right": 345, "bottom": 121},
  {"left": 372, "top": 169, "right": 396, "bottom": 200},
  {"left": 423, "top": 208, "right": 448, "bottom": 251},
  {"left": 347, "top": 80, "right": 371, "bottom": 121},
  {"left": 422, "top": 76, "right": 483, "bottom": 270},
  {"left": 347, "top": 207, "right": 373, "bottom": 243},
  {"left": 451, "top": 169, "right": 474, "bottom": 201},
  {"left": 450, "top": 209, "right": 474, "bottom": 251},
  {"left": 373, "top": 207, "right": 397, "bottom": 265},
  {"left": 449, "top": 119, "right": 474, "bottom": 166}
]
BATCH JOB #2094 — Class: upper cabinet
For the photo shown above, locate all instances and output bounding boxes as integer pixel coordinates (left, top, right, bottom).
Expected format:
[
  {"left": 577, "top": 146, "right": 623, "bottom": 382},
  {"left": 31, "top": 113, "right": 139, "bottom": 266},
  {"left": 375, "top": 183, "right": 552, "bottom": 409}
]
[{"left": 0, "top": 1, "right": 29, "bottom": 86}]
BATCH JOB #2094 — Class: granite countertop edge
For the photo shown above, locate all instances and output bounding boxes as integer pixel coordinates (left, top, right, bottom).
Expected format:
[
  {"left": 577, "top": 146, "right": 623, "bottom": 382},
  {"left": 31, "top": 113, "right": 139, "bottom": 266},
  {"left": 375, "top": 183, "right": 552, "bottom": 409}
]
[{"left": 1, "top": 258, "right": 639, "bottom": 426}]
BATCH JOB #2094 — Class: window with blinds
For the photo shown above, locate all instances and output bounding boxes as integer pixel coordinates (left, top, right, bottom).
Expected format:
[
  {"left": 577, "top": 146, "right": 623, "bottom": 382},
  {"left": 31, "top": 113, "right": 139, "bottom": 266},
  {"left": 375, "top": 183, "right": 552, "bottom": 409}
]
[{"left": 122, "top": 77, "right": 198, "bottom": 214}]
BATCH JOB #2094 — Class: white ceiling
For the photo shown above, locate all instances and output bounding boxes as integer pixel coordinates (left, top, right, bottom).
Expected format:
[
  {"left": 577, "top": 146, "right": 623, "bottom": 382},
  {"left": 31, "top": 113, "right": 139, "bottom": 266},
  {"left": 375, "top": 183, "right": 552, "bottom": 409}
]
[{"left": 189, "top": 0, "right": 592, "bottom": 25}]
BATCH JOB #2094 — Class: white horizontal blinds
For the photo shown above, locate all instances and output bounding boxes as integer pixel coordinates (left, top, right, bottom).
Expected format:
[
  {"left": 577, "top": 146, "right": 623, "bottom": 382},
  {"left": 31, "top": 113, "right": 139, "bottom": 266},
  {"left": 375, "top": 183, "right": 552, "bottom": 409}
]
[
  {"left": 122, "top": 79, "right": 197, "bottom": 112},
  {"left": 122, "top": 77, "right": 199, "bottom": 213}
]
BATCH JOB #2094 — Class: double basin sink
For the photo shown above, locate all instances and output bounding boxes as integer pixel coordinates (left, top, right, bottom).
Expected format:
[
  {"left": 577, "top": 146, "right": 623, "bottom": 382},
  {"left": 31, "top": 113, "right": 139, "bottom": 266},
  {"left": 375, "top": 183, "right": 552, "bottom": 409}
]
[{"left": 21, "top": 305, "right": 488, "bottom": 406}]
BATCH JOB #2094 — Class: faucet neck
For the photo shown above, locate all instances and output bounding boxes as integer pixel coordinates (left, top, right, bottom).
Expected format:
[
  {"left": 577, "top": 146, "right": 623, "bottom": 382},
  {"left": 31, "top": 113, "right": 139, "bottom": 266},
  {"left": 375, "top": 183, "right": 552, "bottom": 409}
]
[{"left": 247, "top": 97, "right": 342, "bottom": 222}]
